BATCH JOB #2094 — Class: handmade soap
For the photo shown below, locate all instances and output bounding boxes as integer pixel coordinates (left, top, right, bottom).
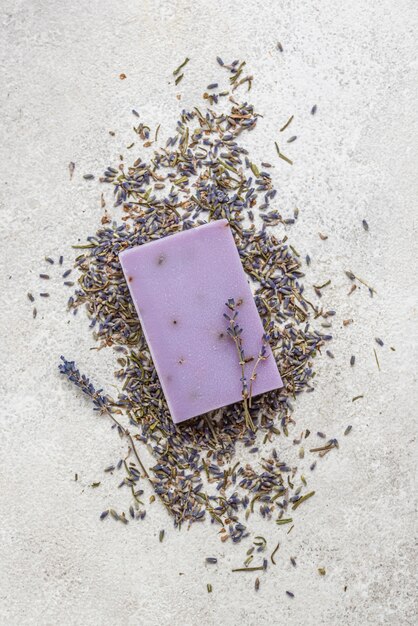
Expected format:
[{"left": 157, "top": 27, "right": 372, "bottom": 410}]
[{"left": 119, "top": 219, "right": 282, "bottom": 423}]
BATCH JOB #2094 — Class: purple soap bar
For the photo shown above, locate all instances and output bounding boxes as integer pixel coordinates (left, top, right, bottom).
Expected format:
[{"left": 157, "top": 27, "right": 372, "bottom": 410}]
[{"left": 119, "top": 219, "right": 282, "bottom": 424}]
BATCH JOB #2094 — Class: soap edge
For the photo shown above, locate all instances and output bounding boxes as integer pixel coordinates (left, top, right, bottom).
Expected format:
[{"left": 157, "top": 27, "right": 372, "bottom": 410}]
[{"left": 119, "top": 218, "right": 229, "bottom": 263}]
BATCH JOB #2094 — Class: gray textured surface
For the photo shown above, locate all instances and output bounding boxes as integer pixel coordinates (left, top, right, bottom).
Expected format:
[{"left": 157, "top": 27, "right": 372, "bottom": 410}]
[{"left": 1, "top": 1, "right": 417, "bottom": 625}]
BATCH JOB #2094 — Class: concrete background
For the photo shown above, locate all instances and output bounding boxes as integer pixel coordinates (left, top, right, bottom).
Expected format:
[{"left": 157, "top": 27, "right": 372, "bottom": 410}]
[{"left": 1, "top": 1, "right": 417, "bottom": 624}]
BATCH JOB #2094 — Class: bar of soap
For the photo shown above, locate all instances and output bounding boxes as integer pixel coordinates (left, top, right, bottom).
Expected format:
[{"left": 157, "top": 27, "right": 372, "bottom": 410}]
[{"left": 119, "top": 219, "right": 283, "bottom": 424}]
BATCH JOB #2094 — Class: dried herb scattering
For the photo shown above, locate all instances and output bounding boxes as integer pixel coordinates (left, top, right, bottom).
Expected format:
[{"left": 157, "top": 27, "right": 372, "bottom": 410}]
[{"left": 59, "top": 58, "right": 334, "bottom": 546}]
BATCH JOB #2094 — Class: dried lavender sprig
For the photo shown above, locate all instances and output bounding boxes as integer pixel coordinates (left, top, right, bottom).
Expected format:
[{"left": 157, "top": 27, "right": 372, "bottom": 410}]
[
  {"left": 248, "top": 326, "right": 272, "bottom": 407},
  {"left": 58, "top": 356, "right": 121, "bottom": 425},
  {"left": 224, "top": 298, "right": 255, "bottom": 431},
  {"left": 58, "top": 356, "right": 171, "bottom": 515}
]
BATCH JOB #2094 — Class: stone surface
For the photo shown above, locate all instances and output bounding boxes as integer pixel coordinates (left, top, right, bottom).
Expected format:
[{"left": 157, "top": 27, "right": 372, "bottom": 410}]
[{"left": 0, "top": 1, "right": 417, "bottom": 625}]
